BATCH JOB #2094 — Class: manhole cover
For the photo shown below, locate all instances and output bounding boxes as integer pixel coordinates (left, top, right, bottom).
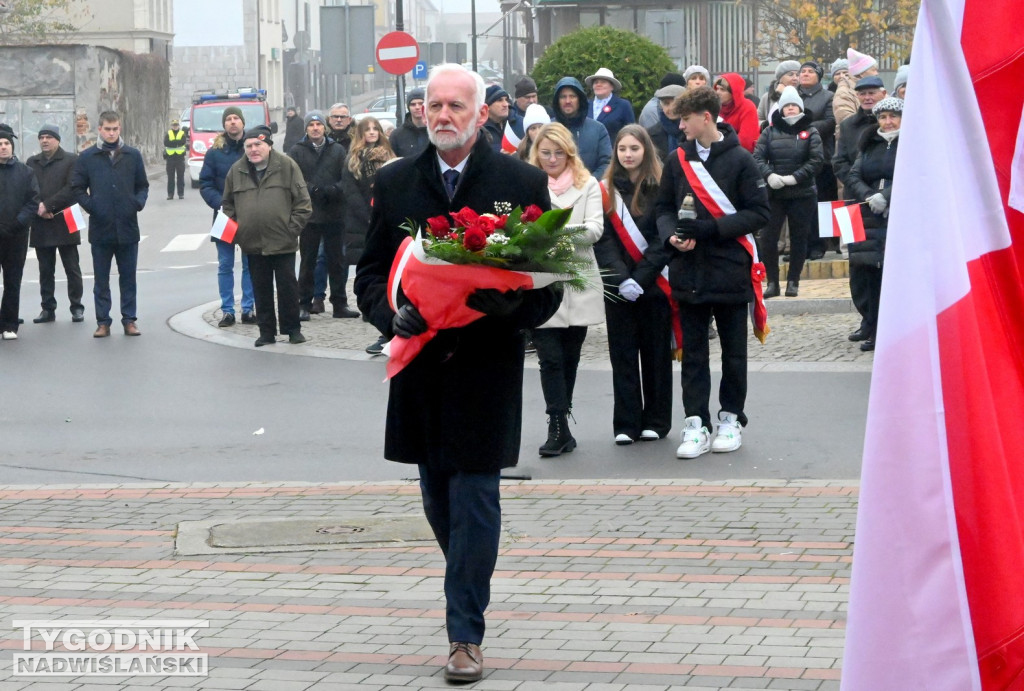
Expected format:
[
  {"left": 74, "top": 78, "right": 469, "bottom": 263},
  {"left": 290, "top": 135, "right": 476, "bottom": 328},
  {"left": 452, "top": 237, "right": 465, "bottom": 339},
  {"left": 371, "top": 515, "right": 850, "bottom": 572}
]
[{"left": 315, "top": 525, "right": 366, "bottom": 535}]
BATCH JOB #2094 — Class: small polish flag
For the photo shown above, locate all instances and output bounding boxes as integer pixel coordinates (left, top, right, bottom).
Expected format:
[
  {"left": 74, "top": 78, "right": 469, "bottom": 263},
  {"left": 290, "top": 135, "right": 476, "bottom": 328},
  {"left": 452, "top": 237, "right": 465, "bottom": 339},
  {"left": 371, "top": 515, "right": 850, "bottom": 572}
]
[
  {"left": 210, "top": 210, "right": 238, "bottom": 243},
  {"left": 501, "top": 121, "right": 521, "bottom": 154},
  {"left": 62, "top": 203, "right": 87, "bottom": 234},
  {"left": 817, "top": 200, "right": 866, "bottom": 244}
]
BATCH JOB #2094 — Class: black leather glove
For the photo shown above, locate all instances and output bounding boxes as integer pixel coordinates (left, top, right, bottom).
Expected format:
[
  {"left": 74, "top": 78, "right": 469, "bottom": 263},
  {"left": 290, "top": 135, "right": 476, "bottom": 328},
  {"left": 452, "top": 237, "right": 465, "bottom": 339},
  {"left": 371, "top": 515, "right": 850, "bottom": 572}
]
[
  {"left": 466, "top": 288, "right": 524, "bottom": 317},
  {"left": 391, "top": 303, "right": 427, "bottom": 338},
  {"left": 675, "top": 218, "right": 717, "bottom": 241}
]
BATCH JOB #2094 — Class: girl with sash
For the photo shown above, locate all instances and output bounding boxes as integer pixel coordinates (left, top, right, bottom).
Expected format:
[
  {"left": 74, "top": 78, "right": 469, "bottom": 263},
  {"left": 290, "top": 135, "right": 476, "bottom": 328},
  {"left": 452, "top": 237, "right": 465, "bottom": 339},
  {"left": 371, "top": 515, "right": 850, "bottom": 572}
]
[{"left": 594, "top": 125, "right": 676, "bottom": 445}]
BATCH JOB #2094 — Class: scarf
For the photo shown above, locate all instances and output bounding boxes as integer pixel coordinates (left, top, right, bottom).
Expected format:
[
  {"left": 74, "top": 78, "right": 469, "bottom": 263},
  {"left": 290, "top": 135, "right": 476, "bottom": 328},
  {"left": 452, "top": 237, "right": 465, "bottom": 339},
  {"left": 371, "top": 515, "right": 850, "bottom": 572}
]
[
  {"left": 878, "top": 128, "right": 900, "bottom": 143},
  {"left": 101, "top": 137, "right": 123, "bottom": 152},
  {"left": 782, "top": 113, "right": 804, "bottom": 126},
  {"left": 658, "top": 109, "right": 679, "bottom": 153},
  {"left": 548, "top": 167, "right": 575, "bottom": 197},
  {"left": 358, "top": 144, "right": 391, "bottom": 181}
]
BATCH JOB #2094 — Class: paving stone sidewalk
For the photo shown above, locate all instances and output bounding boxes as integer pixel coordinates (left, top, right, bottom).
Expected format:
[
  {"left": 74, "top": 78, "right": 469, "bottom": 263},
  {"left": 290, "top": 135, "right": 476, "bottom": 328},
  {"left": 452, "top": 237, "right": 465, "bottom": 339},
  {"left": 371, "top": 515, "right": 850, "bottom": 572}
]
[
  {"left": 194, "top": 278, "right": 872, "bottom": 369},
  {"left": 0, "top": 480, "right": 852, "bottom": 690}
]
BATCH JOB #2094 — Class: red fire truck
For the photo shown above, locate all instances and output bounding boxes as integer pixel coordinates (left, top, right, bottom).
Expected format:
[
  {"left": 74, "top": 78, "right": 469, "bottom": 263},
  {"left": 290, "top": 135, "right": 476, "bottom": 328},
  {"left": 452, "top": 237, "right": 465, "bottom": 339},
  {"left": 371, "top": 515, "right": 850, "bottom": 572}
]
[{"left": 186, "top": 88, "right": 277, "bottom": 187}]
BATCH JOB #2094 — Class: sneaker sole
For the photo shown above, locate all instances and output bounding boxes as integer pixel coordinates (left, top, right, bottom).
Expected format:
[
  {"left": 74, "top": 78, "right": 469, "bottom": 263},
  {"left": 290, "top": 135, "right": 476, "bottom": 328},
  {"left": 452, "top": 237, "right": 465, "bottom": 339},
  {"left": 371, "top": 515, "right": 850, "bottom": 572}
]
[
  {"left": 712, "top": 441, "right": 742, "bottom": 453},
  {"left": 676, "top": 444, "right": 710, "bottom": 459}
]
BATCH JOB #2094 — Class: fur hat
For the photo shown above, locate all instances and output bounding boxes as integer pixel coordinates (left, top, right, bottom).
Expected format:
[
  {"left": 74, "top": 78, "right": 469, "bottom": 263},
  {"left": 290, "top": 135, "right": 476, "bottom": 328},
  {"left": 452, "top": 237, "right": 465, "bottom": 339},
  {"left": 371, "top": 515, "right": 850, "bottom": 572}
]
[
  {"left": 38, "top": 123, "right": 61, "bottom": 142},
  {"left": 847, "top": 48, "right": 878, "bottom": 76},
  {"left": 522, "top": 104, "right": 550, "bottom": 131},
  {"left": 222, "top": 106, "right": 245, "bottom": 126},
  {"left": 830, "top": 59, "right": 849, "bottom": 77},
  {"left": 514, "top": 77, "right": 537, "bottom": 99},
  {"left": 872, "top": 96, "right": 904, "bottom": 116},
  {"left": 778, "top": 86, "right": 804, "bottom": 112},
  {"left": 775, "top": 60, "right": 801, "bottom": 79},
  {"left": 683, "top": 65, "right": 711, "bottom": 84}
]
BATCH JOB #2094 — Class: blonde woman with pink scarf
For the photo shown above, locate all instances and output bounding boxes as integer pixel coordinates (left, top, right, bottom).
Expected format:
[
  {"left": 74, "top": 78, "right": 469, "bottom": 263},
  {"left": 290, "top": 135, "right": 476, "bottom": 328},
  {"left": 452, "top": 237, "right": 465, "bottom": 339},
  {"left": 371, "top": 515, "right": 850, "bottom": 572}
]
[{"left": 527, "top": 122, "right": 604, "bottom": 457}]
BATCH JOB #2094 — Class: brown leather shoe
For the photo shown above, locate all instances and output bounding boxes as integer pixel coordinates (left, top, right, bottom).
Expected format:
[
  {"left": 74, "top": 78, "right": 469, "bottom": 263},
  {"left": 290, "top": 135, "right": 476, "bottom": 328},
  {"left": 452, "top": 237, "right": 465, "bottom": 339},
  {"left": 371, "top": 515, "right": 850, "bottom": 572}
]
[
  {"left": 93, "top": 324, "right": 110, "bottom": 338},
  {"left": 309, "top": 297, "right": 325, "bottom": 314},
  {"left": 123, "top": 321, "right": 141, "bottom": 336},
  {"left": 444, "top": 642, "right": 482, "bottom": 683}
]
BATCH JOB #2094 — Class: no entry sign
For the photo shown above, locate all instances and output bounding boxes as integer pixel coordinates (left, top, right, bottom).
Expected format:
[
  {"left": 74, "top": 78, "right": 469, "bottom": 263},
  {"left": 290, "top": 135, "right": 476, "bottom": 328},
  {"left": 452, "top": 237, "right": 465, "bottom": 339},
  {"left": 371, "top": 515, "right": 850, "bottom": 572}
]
[{"left": 376, "top": 32, "right": 419, "bottom": 75}]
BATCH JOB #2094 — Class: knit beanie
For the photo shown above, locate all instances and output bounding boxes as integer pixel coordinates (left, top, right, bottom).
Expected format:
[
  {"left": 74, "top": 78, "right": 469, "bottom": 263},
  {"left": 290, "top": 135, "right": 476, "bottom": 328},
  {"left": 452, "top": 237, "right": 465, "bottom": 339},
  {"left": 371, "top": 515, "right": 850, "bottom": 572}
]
[
  {"left": 407, "top": 87, "right": 425, "bottom": 103},
  {"left": 830, "top": 59, "right": 849, "bottom": 77},
  {"left": 800, "top": 61, "right": 824, "bottom": 82},
  {"left": 522, "top": 103, "right": 550, "bottom": 131},
  {"left": 38, "top": 123, "right": 61, "bottom": 142},
  {"left": 0, "top": 124, "right": 17, "bottom": 144},
  {"left": 683, "top": 65, "right": 710, "bottom": 84},
  {"left": 485, "top": 84, "right": 509, "bottom": 106},
  {"left": 847, "top": 48, "right": 877, "bottom": 76},
  {"left": 222, "top": 106, "right": 245, "bottom": 126},
  {"left": 514, "top": 77, "right": 537, "bottom": 99},
  {"left": 893, "top": 64, "right": 910, "bottom": 93},
  {"left": 777, "top": 86, "right": 803, "bottom": 112},
  {"left": 243, "top": 125, "right": 273, "bottom": 146},
  {"left": 775, "top": 60, "right": 801, "bottom": 79},
  {"left": 304, "top": 110, "right": 326, "bottom": 128}
]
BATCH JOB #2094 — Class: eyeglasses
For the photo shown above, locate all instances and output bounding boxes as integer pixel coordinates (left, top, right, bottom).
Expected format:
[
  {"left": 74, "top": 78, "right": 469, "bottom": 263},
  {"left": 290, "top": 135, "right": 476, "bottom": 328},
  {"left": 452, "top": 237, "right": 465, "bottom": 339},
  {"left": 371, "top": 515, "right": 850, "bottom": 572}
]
[
  {"left": 330, "top": 114, "right": 351, "bottom": 120},
  {"left": 537, "top": 149, "right": 566, "bottom": 160}
]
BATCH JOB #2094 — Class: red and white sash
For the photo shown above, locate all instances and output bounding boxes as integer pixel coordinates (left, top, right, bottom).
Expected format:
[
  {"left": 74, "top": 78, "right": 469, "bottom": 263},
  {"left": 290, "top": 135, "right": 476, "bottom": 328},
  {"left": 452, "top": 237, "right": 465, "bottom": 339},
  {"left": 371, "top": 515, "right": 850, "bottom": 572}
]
[
  {"left": 676, "top": 149, "right": 770, "bottom": 343},
  {"left": 600, "top": 181, "right": 683, "bottom": 360}
]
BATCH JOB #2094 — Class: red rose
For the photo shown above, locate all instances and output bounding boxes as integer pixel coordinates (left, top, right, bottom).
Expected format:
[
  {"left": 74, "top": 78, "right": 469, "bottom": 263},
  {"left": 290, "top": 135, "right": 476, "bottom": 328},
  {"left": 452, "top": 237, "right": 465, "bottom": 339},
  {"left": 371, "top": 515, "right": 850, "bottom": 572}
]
[
  {"left": 496, "top": 214, "right": 509, "bottom": 229},
  {"left": 520, "top": 205, "right": 543, "bottom": 223},
  {"left": 472, "top": 216, "right": 497, "bottom": 236},
  {"left": 450, "top": 207, "right": 480, "bottom": 228},
  {"left": 426, "top": 215, "right": 452, "bottom": 239},
  {"left": 463, "top": 226, "right": 487, "bottom": 252}
]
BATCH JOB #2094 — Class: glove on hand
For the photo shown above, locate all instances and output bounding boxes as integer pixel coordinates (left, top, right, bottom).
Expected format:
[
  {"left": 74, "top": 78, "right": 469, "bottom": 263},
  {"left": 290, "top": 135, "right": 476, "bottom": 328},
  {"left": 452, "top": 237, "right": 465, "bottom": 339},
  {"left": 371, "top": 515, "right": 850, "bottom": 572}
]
[
  {"left": 767, "top": 173, "right": 786, "bottom": 190},
  {"left": 675, "top": 218, "right": 717, "bottom": 241},
  {"left": 391, "top": 303, "right": 427, "bottom": 338},
  {"left": 867, "top": 193, "right": 888, "bottom": 215},
  {"left": 466, "top": 288, "right": 524, "bottom": 317},
  {"left": 781, "top": 175, "right": 798, "bottom": 186},
  {"left": 618, "top": 278, "right": 644, "bottom": 302}
]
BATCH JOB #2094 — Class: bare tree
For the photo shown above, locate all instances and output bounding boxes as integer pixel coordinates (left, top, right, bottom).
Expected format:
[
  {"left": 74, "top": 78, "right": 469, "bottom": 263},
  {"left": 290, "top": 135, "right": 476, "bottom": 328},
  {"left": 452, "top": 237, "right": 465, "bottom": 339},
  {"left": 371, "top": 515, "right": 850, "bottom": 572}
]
[{"left": 0, "top": 0, "right": 90, "bottom": 46}]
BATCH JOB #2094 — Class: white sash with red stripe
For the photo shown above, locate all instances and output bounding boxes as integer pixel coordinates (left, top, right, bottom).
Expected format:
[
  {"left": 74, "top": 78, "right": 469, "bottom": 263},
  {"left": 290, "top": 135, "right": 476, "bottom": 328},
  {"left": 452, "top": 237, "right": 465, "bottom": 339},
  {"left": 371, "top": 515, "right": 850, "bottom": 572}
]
[
  {"left": 600, "top": 181, "right": 683, "bottom": 358},
  {"left": 676, "top": 149, "right": 770, "bottom": 343}
]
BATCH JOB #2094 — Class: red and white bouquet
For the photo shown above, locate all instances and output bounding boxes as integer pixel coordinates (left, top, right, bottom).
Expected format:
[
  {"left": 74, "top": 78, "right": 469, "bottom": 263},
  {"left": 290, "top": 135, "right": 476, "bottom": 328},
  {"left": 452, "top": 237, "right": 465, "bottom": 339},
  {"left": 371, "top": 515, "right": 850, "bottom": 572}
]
[{"left": 385, "top": 202, "right": 588, "bottom": 378}]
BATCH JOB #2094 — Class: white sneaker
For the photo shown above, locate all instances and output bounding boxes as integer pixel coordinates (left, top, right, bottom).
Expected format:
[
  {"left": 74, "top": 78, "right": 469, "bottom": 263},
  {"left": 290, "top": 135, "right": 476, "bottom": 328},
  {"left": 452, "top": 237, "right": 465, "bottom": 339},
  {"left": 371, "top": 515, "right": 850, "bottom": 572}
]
[
  {"left": 1, "top": 331, "right": 17, "bottom": 340},
  {"left": 639, "top": 429, "right": 660, "bottom": 441},
  {"left": 711, "top": 411, "right": 743, "bottom": 453},
  {"left": 676, "top": 416, "right": 711, "bottom": 459},
  {"left": 614, "top": 433, "right": 634, "bottom": 445}
]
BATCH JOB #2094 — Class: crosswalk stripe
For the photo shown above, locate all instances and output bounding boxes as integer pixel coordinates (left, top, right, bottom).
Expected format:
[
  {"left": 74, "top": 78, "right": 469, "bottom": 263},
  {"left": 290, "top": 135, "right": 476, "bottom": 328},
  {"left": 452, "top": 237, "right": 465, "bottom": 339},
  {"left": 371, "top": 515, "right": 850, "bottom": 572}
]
[{"left": 161, "top": 234, "right": 208, "bottom": 252}]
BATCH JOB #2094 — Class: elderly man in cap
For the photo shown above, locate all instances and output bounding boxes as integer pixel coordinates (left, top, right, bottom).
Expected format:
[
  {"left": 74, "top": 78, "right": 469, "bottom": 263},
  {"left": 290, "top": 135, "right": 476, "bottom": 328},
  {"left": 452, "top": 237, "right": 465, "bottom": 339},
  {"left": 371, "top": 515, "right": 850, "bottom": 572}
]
[
  {"left": 482, "top": 84, "right": 512, "bottom": 152},
  {"left": 163, "top": 116, "right": 187, "bottom": 199},
  {"left": 287, "top": 110, "right": 354, "bottom": 320},
  {"left": 639, "top": 72, "right": 686, "bottom": 128},
  {"left": 587, "top": 67, "right": 634, "bottom": 141},
  {"left": 71, "top": 110, "right": 149, "bottom": 338},
  {"left": 0, "top": 124, "right": 41, "bottom": 340},
  {"left": 222, "top": 125, "right": 311, "bottom": 347},
  {"left": 389, "top": 87, "right": 429, "bottom": 157},
  {"left": 646, "top": 83, "right": 685, "bottom": 159},
  {"left": 26, "top": 123, "right": 84, "bottom": 324},
  {"left": 200, "top": 105, "right": 255, "bottom": 327}
]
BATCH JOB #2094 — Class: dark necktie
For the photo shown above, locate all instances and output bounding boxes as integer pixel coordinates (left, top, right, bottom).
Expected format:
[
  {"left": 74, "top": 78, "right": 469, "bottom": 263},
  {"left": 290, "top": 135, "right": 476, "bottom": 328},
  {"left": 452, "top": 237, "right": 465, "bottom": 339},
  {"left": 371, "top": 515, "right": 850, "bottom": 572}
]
[{"left": 443, "top": 169, "right": 460, "bottom": 200}]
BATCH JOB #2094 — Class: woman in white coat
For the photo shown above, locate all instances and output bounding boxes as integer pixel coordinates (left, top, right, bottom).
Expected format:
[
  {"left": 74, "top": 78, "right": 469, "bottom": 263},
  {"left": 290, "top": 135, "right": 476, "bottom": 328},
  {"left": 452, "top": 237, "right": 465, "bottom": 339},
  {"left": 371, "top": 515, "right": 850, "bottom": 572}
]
[{"left": 528, "top": 122, "right": 605, "bottom": 457}]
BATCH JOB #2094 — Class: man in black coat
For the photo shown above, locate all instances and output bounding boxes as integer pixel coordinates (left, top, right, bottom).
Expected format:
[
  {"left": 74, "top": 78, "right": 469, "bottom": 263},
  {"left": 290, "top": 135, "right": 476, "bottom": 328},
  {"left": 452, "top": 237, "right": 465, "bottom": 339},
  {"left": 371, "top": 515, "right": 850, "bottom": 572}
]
[
  {"left": 0, "top": 124, "right": 41, "bottom": 340},
  {"left": 71, "top": 111, "right": 149, "bottom": 338},
  {"left": 282, "top": 106, "right": 304, "bottom": 152},
  {"left": 388, "top": 87, "right": 429, "bottom": 157},
  {"left": 287, "top": 110, "right": 356, "bottom": 319},
  {"left": 655, "top": 87, "right": 770, "bottom": 460},
  {"left": 355, "top": 64, "right": 560, "bottom": 684},
  {"left": 26, "top": 124, "right": 85, "bottom": 324}
]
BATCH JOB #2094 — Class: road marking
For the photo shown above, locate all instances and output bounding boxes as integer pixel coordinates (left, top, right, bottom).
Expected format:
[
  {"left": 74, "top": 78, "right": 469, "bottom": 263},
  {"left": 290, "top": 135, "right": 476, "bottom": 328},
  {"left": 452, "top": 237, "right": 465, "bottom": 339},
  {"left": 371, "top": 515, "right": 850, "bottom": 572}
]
[{"left": 161, "top": 234, "right": 208, "bottom": 252}]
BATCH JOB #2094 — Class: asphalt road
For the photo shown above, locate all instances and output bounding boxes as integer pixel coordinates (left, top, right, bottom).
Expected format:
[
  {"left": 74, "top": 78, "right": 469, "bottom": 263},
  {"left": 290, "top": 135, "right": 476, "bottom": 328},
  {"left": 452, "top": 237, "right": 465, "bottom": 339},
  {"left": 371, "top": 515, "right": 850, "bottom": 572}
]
[{"left": 0, "top": 189, "right": 870, "bottom": 485}]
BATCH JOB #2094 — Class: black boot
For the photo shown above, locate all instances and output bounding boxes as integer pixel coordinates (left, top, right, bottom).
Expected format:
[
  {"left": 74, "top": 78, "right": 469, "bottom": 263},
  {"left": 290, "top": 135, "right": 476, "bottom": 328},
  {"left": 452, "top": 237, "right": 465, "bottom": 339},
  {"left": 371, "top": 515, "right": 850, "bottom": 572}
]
[
  {"left": 785, "top": 280, "right": 799, "bottom": 297},
  {"left": 763, "top": 281, "right": 780, "bottom": 299},
  {"left": 539, "top": 413, "right": 576, "bottom": 457}
]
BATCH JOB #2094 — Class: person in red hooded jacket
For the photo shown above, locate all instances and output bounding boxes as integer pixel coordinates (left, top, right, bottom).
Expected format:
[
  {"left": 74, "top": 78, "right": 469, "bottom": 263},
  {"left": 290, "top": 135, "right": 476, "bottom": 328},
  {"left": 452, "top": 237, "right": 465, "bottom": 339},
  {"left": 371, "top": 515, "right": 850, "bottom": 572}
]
[{"left": 714, "top": 73, "right": 760, "bottom": 152}]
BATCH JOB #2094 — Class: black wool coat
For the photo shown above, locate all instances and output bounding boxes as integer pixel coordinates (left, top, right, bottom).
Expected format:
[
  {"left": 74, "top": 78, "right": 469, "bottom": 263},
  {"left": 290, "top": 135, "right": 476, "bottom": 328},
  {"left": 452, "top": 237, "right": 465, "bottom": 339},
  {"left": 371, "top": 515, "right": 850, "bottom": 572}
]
[
  {"left": 27, "top": 147, "right": 80, "bottom": 248},
  {"left": 355, "top": 136, "right": 561, "bottom": 473},
  {"left": 655, "top": 124, "right": 771, "bottom": 305},
  {"left": 846, "top": 129, "right": 899, "bottom": 268},
  {"left": 287, "top": 137, "right": 346, "bottom": 224},
  {"left": 752, "top": 111, "right": 824, "bottom": 200}
]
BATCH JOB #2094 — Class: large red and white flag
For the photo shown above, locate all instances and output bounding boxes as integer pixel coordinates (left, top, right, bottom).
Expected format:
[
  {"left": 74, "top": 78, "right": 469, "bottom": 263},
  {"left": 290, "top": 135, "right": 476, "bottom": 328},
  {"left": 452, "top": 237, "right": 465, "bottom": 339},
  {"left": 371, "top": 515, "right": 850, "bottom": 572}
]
[
  {"left": 842, "top": 1, "right": 1024, "bottom": 689},
  {"left": 62, "top": 203, "right": 87, "bottom": 234}
]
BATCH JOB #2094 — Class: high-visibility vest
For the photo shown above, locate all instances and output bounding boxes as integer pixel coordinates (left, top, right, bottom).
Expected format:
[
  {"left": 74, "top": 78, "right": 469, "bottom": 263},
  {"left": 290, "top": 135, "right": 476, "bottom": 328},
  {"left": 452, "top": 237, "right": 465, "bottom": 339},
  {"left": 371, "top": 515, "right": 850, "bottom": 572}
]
[{"left": 165, "top": 129, "right": 186, "bottom": 156}]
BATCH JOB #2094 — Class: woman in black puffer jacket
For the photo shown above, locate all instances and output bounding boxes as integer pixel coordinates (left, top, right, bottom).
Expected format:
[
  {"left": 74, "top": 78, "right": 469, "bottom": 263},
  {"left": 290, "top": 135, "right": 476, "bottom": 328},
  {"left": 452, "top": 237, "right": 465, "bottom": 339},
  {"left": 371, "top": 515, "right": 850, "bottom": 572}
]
[
  {"left": 752, "top": 85, "right": 824, "bottom": 297},
  {"left": 845, "top": 96, "right": 902, "bottom": 352}
]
